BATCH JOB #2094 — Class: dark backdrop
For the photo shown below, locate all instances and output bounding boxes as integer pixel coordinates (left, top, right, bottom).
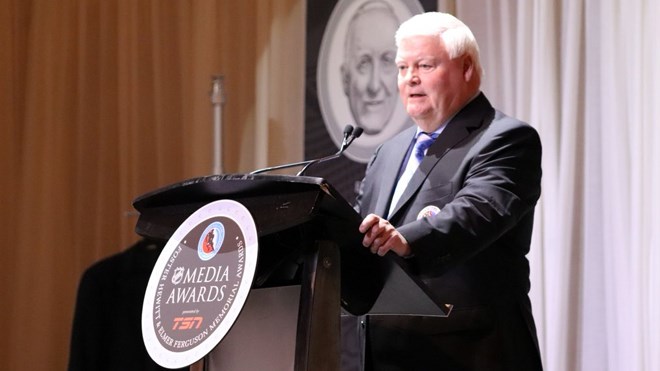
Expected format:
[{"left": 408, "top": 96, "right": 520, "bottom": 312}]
[{"left": 304, "top": 0, "right": 436, "bottom": 203}]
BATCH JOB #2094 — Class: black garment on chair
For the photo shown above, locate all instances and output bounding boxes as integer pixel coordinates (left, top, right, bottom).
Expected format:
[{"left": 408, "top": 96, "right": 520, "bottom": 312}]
[{"left": 68, "top": 238, "right": 188, "bottom": 371}]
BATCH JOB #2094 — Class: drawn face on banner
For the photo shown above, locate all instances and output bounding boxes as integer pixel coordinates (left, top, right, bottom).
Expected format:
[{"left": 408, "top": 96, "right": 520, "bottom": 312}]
[
  {"left": 341, "top": 4, "right": 399, "bottom": 135},
  {"left": 316, "top": 0, "right": 424, "bottom": 163}
]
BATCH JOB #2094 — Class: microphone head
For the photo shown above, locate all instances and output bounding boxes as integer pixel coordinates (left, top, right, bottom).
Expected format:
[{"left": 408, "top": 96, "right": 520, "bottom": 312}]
[
  {"left": 352, "top": 127, "right": 364, "bottom": 138},
  {"left": 343, "top": 124, "right": 354, "bottom": 137}
]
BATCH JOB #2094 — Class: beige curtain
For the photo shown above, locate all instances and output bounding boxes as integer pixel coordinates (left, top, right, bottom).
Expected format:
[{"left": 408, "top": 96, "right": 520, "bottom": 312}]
[
  {"left": 455, "top": 1, "right": 660, "bottom": 370},
  {"left": 0, "top": 0, "right": 304, "bottom": 369}
]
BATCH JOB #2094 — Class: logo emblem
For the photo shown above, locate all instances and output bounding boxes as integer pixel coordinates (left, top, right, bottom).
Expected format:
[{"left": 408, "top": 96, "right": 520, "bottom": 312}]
[
  {"left": 198, "top": 222, "right": 224, "bottom": 260},
  {"left": 171, "top": 267, "right": 185, "bottom": 285}
]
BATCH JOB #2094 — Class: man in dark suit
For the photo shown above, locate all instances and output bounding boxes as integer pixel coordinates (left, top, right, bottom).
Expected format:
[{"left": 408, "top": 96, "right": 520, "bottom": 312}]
[{"left": 356, "top": 11, "right": 544, "bottom": 370}]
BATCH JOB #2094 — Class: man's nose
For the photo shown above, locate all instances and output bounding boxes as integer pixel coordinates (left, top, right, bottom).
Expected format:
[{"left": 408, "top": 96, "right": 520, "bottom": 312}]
[
  {"left": 408, "top": 68, "right": 419, "bottom": 85},
  {"left": 403, "top": 67, "right": 419, "bottom": 85},
  {"left": 367, "top": 64, "right": 381, "bottom": 95}
]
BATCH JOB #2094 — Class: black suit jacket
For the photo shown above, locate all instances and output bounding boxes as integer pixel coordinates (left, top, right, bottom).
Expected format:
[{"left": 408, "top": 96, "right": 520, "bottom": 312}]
[
  {"left": 355, "top": 93, "right": 543, "bottom": 370},
  {"left": 68, "top": 239, "right": 188, "bottom": 371}
]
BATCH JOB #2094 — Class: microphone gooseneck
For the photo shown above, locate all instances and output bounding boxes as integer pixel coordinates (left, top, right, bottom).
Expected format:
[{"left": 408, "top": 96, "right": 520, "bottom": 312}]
[
  {"left": 296, "top": 125, "right": 362, "bottom": 176},
  {"left": 249, "top": 124, "right": 362, "bottom": 175}
]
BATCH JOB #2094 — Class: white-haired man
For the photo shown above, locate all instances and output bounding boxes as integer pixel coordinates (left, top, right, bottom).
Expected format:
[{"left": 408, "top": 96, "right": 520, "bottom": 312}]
[{"left": 355, "top": 11, "right": 544, "bottom": 370}]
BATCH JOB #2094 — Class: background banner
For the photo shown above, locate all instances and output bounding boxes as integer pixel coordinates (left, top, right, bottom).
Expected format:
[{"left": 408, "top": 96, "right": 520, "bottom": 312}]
[{"left": 304, "top": 0, "right": 436, "bottom": 201}]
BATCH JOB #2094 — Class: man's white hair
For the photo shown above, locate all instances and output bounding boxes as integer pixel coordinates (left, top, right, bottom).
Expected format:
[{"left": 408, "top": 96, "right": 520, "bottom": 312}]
[{"left": 395, "top": 12, "right": 483, "bottom": 78}]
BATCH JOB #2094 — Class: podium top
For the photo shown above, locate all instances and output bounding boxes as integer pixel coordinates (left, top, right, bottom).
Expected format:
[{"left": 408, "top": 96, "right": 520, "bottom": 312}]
[
  {"left": 133, "top": 174, "right": 451, "bottom": 317},
  {"left": 133, "top": 174, "right": 361, "bottom": 242}
]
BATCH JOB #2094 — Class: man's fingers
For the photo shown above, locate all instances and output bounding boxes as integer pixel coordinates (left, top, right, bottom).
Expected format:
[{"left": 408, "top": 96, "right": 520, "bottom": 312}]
[
  {"left": 376, "top": 235, "right": 395, "bottom": 256},
  {"left": 360, "top": 214, "right": 383, "bottom": 247},
  {"left": 358, "top": 213, "right": 379, "bottom": 233},
  {"left": 359, "top": 214, "right": 410, "bottom": 257},
  {"left": 363, "top": 227, "right": 380, "bottom": 247}
]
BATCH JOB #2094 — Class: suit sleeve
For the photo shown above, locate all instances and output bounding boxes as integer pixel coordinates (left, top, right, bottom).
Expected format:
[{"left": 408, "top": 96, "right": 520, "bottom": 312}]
[
  {"left": 398, "top": 122, "right": 542, "bottom": 267},
  {"left": 354, "top": 143, "right": 383, "bottom": 215}
]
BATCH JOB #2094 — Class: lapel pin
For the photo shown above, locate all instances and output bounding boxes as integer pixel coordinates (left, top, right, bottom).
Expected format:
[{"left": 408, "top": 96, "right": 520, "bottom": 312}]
[{"left": 417, "top": 205, "right": 441, "bottom": 220}]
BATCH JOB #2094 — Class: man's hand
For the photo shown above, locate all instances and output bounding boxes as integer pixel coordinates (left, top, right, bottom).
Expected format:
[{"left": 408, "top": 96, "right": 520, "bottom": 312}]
[{"left": 359, "top": 214, "right": 412, "bottom": 257}]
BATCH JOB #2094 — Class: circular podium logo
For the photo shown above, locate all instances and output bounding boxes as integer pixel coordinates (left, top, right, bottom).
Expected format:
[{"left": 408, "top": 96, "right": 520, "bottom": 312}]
[{"left": 142, "top": 200, "right": 259, "bottom": 369}]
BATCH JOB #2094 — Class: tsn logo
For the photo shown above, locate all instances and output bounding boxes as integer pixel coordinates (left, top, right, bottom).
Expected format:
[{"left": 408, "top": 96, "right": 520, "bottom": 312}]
[{"left": 172, "top": 316, "right": 203, "bottom": 330}]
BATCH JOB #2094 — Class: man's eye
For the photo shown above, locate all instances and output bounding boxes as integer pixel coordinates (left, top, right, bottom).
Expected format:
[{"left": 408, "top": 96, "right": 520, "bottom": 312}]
[{"left": 357, "top": 56, "right": 373, "bottom": 73}]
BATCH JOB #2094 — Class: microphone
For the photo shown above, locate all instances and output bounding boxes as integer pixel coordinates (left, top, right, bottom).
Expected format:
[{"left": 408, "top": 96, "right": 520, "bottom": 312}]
[
  {"left": 249, "top": 124, "right": 363, "bottom": 175},
  {"left": 296, "top": 125, "right": 362, "bottom": 176}
]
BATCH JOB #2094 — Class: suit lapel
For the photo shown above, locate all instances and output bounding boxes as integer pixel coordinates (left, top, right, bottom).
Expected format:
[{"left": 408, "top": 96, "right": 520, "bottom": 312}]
[
  {"left": 388, "top": 93, "right": 493, "bottom": 219},
  {"left": 373, "top": 127, "right": 417, "bottom": 217}
]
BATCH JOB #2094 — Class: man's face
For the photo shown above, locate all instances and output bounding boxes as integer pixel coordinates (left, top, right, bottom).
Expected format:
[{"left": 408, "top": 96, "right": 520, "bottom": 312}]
[
  {"left": 395, "top": 35, "right": 472, "bottom": 131},
  {"left": 342, "top": 9, "right": 399, "bottom": 134}
]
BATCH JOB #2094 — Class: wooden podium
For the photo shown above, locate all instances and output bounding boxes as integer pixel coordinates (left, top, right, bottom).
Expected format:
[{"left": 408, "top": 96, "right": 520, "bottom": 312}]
[{"left": 133, "top": 174, "right": 450, "bottom": 371}]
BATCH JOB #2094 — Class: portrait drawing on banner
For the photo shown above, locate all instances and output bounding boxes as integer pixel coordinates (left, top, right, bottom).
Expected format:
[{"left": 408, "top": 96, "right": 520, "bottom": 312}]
[{"left": 316, "top": 0, "right": 424, "bottom": 163}]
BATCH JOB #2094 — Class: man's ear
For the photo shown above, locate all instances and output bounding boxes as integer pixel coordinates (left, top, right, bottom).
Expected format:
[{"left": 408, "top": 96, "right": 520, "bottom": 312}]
[
  {"left": 463, "top": 55, "right": 475, "bottom": 82},
  {"left": 341, "top": 64, "right": 350, "bottom": 95}
]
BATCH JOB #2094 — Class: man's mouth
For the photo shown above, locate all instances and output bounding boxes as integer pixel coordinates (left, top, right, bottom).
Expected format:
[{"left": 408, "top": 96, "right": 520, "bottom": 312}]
[
  {"left": 363, "top": 100, "right": 385, "bottom": 112},
  {"left": 365, "top": 100, "right": 384, "bottom": 106}
]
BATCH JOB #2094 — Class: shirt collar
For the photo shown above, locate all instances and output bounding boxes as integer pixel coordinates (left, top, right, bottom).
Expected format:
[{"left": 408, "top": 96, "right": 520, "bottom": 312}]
[{"left": 415, "top": 90, "right": 481, "bottom": 138}]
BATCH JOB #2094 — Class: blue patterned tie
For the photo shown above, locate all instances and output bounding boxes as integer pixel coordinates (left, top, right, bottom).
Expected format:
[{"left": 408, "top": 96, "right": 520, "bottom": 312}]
[
  {"left": 413, "top": 132, "right": 438, "bottom": 162},
  {"left": 387, "top": 131, "right": 439, "bottom": 217}
]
